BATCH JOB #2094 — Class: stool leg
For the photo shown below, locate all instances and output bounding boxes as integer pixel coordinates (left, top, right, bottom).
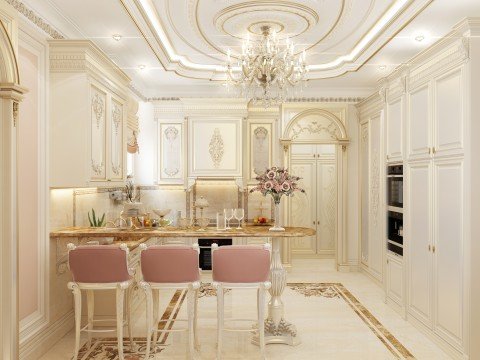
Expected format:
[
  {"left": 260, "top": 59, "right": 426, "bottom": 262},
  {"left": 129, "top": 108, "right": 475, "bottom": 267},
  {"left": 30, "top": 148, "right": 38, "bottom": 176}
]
[
  {"left": 71, "top": 284, "right": 82, "bottom": 360},
  {"left": 152, "top": 289, "right": 160, "bottom": 349},
  {"left": 116, "top": 286, "right": 125, "bottom": 360},
  {"left": 86, "top": 290, "right": 94, "bottom": 349},
  {"left": 126, "top": 286, "right": 134, "bottom": 351},
  {"left": 216, "top": 285, "right": 224, "bottom": 360},
  {"left": 143, "top": 284, "right": 153, "bottom": 359},
  {"left": 258, "top": 285, "right": 266, "bottom": 360},
  {"left": 194, "top": 288, "right": 200, "bottom": 350},
  {"left": 187, "top": 288, "right": 195, "bottom": 359}
]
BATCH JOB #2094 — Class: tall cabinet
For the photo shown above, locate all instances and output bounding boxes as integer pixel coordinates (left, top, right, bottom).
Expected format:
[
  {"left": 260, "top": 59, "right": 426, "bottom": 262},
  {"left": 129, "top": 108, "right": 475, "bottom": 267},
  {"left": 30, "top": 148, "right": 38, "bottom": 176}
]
[
  {"left": 49, "top": 40, "right": 131, "bottom": 188},
  {"left": 289, "top": 144, "right": 337, "bottom": 257},
  {"left": 406, "top": 63, "right": 466, "bottom": 353}
]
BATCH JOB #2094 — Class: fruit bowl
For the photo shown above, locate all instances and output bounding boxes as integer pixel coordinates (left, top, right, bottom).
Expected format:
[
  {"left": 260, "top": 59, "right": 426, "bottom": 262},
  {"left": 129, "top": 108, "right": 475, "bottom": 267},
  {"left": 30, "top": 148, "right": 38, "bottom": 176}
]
[
  {"left": 252, "top": 216, "right": 271, "bottom": 226},
  {"left": 153, "top": 209, "right": 171, "bottom": 218}
]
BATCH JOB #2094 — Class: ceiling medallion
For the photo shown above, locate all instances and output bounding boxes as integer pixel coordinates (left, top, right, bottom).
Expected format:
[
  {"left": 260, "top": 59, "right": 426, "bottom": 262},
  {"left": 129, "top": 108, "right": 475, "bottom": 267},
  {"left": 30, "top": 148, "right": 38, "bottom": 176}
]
[{"left": 225, "top": 25, "right": 308, "bottom": 107}]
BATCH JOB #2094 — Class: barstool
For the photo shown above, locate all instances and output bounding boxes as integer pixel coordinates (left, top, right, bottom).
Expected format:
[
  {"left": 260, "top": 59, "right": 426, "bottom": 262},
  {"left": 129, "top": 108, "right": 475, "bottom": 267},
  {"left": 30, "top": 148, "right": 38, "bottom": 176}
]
[
  {"left": 67, "top": 243, "right": 135, "bottom": 360},
  {"left": 212, "top": 243, "right": 271, "bottom": 359},
  {"left": 139, "top": 243, "right": 201, "bottom": 359}
]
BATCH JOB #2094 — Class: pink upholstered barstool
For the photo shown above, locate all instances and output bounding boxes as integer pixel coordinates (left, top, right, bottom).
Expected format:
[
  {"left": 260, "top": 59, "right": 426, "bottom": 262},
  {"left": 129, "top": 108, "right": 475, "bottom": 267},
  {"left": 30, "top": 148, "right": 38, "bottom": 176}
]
[
  {"left": 139, "top": 243, "right": 201, "bottom": 359},
  {"left": 67, "top": 243, "right": 135, "bottom": 360},
  {"left": 212, "top": 244, "right": 271, "bottom": 359}
]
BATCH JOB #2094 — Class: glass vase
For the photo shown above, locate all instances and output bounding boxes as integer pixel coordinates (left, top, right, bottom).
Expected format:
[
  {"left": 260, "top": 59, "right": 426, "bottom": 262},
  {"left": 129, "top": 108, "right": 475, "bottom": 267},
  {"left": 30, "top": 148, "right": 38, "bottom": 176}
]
[{"left": 269, "top": 198, "right": 285, "bottom": 232}]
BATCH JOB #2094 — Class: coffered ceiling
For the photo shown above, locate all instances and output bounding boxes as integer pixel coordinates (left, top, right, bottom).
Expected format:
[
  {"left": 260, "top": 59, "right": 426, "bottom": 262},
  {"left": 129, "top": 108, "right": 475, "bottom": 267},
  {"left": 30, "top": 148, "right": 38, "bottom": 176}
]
[{"left": 20, "top": 0, "right": 480, "bottom": 98}]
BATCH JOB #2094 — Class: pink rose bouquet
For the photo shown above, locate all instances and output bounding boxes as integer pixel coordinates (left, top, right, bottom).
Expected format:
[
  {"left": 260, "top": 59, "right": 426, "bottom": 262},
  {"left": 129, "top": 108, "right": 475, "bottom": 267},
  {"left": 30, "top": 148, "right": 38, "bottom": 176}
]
[{"left": 249, "top": 166, "right": 305, "bottom": 204}]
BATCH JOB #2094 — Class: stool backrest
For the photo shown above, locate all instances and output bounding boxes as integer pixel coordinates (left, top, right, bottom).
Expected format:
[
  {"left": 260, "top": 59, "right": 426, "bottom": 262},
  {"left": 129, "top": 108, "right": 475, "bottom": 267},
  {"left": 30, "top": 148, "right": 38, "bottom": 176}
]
[
  {"left": 140, "top": 245, "right": 200, "bottom": 283},
  {"left": 212, "top": 245, "right": 270, "bottom": 283},
  {"left": 68, "top": 244, "right": 131, "bottom": 283}
]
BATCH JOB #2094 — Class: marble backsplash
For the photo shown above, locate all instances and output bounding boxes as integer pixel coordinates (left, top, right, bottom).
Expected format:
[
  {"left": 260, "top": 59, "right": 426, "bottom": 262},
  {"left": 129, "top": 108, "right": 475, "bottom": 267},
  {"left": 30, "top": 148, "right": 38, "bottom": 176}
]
[{"left": 50, "top": 183, "right": 273, "bottom": 230}]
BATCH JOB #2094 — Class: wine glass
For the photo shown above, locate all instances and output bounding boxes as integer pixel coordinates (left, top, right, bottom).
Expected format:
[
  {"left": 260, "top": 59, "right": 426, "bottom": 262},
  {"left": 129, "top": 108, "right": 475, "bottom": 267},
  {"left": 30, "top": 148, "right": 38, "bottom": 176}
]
[
  {"left": 224, "top": 209, "right": 234, "bottom": 230},
  {"left": 234, "top": 208, "right": 244, "bottom": 229}
]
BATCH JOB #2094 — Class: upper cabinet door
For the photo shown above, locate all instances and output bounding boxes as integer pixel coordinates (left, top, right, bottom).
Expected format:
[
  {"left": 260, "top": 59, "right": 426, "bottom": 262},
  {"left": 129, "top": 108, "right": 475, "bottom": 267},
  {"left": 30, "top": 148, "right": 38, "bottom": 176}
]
[
  {"left": 158, "top": 121, "right": 184, "bottom": 184},
  {"left": 249, "top": 122, "right": 272, "bottom": 179},
  {"left": 90, "top": 85, "right": 107, "bottom": 181},
  {"left": 386, "top": 96, "right": 404, "bottom": 162},
  {"left": 434, "top": 68, "right": 464, "bottom": 157},
  {"left": 408, "top": 83, "right": 431, "bottom": 160},
  {"left": 109, "top": 97, "right": 124, "bottom": 181}
]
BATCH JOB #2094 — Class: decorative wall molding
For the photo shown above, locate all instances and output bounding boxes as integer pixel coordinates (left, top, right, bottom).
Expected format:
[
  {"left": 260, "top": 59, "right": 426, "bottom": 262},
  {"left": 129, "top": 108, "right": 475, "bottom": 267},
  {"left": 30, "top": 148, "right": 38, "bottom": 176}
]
[{"left": 4, "top": 0, "right": 65, "bottom": 40}]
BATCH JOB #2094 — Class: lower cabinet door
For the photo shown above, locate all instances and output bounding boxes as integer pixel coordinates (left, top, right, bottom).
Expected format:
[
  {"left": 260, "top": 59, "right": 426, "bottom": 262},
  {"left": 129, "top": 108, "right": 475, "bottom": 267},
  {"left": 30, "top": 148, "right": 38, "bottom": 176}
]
[
  {"left": 433, "top": 159, "right": 464, "bottom": 349},
  {"left": 386, "top": 254, "right": 404, "bottom": 307}
]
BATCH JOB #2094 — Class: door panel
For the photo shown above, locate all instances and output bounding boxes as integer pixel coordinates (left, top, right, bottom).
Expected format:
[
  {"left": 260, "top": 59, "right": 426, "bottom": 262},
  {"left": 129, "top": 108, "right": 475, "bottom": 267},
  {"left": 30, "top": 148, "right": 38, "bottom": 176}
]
[
  {"left": 110, "top": 98, "right": 124, "bottom": 180},
  {"left": 290, "top": 160, "right": 317, "bottom": 255},
  {"left": 316, "top": 162, "right": 336, "bottom": 256},
  {"left": 434, "top": 159, "right": 463, "bottom": 348},
  {"left": 407, "top": 161, "right": 432, "bottom": 326},
  {"left": 386, "top": 97, "right": 403, "bottom": 161},
  {"left": 90, "top": 85, "right": 106, "bottom": 180},
  {"left": 434, "top": 69, "right": 463, "bottom": 156},
  {"left": 387, "top": 255, "right": 404, "bottom": 306},
  {"left": 360, "top": 123, "right": 369, "bottom": 265},
  {"left": 408, "top": 84, "right": 430, "bottom": 160}
]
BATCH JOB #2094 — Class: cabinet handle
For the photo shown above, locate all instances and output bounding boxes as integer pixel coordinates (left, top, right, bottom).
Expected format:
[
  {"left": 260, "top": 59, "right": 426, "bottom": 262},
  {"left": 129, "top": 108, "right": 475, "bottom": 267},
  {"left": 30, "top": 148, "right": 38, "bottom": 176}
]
[
  {"left": 428, "top": 244, "right": 431, "bottom": 252},
  {"left": 428, "top": 147, "right": 432, "bottom": 155},
  {"left": 313, "top": 221, "right": 315, "bottom": 225},
  {"left": 313, "top": 154, "right": 316, "bottom": 158},
  {"left": 387, "top": 259, "right": 389, "bottom": 264},
  {"left": 432, "top": 147, "right": 436, "bottom": 154},
  {"left": 432, "top": 245, "right": 436, "bottom": 253},
  {"left": 386, "top": 155, "right": 389, "bottom": 160}
]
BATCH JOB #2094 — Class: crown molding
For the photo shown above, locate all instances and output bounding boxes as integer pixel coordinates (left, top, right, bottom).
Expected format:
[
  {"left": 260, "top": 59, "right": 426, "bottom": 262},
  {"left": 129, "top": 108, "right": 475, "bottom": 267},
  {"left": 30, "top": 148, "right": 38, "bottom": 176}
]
[{"left": 4, "top": 0, "right": 65, "bottom": 39}]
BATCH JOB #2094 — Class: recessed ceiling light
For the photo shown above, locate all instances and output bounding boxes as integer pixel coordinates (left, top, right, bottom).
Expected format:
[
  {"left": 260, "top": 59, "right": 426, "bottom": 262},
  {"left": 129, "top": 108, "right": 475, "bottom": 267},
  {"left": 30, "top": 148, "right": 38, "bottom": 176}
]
[
  {"left": 415, "top": 34, "right": 425, "bottom": 42},
  {"left": 112, "top": 34, "right": 122, "bottom": 41},
  {"left": 379, "top": 65, "right": 387, "bottom": 71},
  {"left": 138, "top": 64, "right": 146, "bottom": 71}
]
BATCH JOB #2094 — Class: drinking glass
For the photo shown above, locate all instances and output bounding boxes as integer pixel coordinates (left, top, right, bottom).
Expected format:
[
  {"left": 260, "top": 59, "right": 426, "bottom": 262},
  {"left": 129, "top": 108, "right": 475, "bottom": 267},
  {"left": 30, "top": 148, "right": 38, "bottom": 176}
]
[
  {"left": 234, "top": 208, "right": 245, "bottom": 229},
  {"left": 224, "top": 208, "right": 234, "bottom": 230}
]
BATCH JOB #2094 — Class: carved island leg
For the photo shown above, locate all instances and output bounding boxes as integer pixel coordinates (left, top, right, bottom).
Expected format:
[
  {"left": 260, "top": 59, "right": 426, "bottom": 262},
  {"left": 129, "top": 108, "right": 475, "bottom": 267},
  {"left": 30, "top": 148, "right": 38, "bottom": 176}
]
[{"left": 255, "top": 237, "right": 299, "bottom": 346}]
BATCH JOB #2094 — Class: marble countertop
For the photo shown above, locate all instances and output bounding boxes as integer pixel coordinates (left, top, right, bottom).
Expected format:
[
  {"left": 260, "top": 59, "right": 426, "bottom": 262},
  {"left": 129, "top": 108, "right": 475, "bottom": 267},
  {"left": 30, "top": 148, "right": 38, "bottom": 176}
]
[{"left": 50, "top": 226, "right": 316, "bottom": 239}]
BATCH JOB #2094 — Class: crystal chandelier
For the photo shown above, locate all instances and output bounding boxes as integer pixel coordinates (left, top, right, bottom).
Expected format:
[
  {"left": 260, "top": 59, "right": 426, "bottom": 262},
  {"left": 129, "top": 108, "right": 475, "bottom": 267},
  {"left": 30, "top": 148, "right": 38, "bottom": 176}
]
[{"left": 225, "top": 25, "right": 308, "bottom": 107}]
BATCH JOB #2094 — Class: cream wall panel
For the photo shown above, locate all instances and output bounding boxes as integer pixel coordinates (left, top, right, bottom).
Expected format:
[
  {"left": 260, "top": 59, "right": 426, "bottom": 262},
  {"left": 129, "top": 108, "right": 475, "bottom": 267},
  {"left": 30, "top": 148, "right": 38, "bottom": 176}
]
[
  {"left": 386, "top": 254, "right": 404, "bottom": 306},
  {"left": 433, "top": 159, "right": 464, "bottom": 349},
  {"left": 406, "top": 161, "right": 432, "bottom": 326},
  {"left": 434, "top": 69, "right": 464, "bottom": 157},
  {"left": 248, "top": 122, "right": 272, "bottom": 179},
  {"left": 189, "top": 118, "right": 242, "bottom": 177},
  {"left": 408, "top": 84, "right": 430, "bottom": 160},
  {"left": 157, "top": 121, "right": 184, "bottom": 184},
  {"left": 90, "top": 85, "right": 107, "bottom": 181},
  {"left": 360, "top": 122, "right": 369, "bottom": 265},
  {"left": 109, "top": 97, "right": 124, "bottom": 181}
]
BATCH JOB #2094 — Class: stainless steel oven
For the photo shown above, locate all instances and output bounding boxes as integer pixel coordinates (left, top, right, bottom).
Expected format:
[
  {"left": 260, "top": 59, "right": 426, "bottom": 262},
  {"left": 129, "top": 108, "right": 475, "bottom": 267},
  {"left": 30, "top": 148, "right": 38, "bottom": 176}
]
[
  {"left": 198, "top": 238, "right": 232, "bottom": 270},
  {"left": 387, "top": 164, "right": 403, "bottom": 208}
]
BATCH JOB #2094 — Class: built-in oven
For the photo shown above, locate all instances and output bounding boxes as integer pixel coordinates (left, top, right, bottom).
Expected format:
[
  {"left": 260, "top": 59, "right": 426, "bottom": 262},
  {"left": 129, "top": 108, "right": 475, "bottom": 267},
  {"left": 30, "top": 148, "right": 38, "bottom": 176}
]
[
  {"left": 198, "top": 238, "right": 232, "bottom": 270},
  {"left": 387, "top": 211, "right": 403, "bottom": 256},
  {"left": 387, "top": 165, "right": 403, "bottom": 208}
]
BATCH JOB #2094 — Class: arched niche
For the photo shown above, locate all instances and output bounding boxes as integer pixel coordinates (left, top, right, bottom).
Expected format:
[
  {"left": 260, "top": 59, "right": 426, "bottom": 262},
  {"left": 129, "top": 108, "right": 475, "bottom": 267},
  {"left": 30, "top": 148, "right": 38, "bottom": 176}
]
[
  {"left": 0, "top": 20, "right": 19, "bottom": 84},
  {"left": 280, "top": 108, "right": 349, "bottom": 270}
]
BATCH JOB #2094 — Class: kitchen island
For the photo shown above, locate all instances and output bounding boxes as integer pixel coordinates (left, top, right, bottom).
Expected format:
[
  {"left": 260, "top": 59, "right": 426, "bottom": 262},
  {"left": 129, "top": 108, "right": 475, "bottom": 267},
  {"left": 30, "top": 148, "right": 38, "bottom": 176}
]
[{"left": 51, "top": 225, "right": 315, "bottom": 346}]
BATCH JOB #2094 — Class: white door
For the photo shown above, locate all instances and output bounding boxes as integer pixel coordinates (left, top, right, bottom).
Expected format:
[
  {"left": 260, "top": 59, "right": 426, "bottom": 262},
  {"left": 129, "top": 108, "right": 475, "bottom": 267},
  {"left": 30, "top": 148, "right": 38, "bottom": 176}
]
[
  {"left": 386, "top": 254, "right": 404, "bottom": 306},
  {"left": 433, "top": 158, "right": 463, "bottom": 349},
  {"left": 407, "top": 160, "right": 432, "bottom": 326},
  {"left": 290, "top": 159, "right": 317, "bottom": 256},
  {"left": 316, "top": 160, "right": 336, "bottom": 256},
  {"left": 386, "top": 96, "right": 404, "bottom": 162}
]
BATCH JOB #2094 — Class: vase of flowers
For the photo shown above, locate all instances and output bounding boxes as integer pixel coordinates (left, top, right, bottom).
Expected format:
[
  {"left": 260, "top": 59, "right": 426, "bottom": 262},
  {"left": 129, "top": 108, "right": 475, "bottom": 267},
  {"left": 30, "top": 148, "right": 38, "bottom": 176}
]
[{"left": 250, "top": 167, "right": 305, "bottom": 231}]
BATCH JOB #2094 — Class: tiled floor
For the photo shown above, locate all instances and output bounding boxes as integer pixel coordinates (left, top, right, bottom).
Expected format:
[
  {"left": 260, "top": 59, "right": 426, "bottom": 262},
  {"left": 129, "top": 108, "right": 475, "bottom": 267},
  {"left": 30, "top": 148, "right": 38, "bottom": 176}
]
[{"left": 40, "top": 259, "right": 452, "bottom": 359}]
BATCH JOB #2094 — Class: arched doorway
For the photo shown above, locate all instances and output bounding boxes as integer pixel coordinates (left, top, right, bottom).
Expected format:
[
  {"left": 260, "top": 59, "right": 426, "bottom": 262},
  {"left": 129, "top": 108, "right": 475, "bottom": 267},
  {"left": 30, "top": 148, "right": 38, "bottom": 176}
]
[
  {"left": 280, "top": 108, "right": 349, "bottom": 269},
  {"left": 0, "top": 18, "right": 26, "bottom": 359}
]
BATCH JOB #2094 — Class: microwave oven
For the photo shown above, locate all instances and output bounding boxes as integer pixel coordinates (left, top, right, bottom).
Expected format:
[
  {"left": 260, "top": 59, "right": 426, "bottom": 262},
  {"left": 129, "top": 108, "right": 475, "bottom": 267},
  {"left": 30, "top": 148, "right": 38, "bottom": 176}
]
[{"left": 387, "top": 165, "right": 403, "bottom": 208}]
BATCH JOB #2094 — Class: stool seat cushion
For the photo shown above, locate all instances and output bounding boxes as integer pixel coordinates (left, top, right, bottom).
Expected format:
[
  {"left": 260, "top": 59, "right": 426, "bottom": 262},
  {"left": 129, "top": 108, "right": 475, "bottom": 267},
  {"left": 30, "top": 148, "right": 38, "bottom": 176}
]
[
  {"left": 141, "top": 245, "right": 200, "bottom": 283},
  {"left": 212, "top": 245, "right": 270, "bottom": 283},
  {"left": 68, "top": 245, "right": 131, "bottom": 283}
]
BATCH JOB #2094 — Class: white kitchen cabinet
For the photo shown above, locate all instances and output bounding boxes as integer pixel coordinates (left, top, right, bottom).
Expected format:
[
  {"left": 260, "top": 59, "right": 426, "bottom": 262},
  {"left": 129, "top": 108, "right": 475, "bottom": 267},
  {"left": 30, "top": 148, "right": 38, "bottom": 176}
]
[
  {"left": 407, "top": 83, "right": 430, "bottom": 161},
  {"left": 386, "top": 253, "right": 404, "bottom": 310},
  {"left": 247, "top": 121, "right": 274, "bottom": 180},
  {"left": 49, "top": 41, "right": 130, "bottom": 188},
  {"left": 386, "top": 96, "right": 404, "bottom": 162},
  {"left": 157, "top": 120, "right": 185, "bottom": 184}
]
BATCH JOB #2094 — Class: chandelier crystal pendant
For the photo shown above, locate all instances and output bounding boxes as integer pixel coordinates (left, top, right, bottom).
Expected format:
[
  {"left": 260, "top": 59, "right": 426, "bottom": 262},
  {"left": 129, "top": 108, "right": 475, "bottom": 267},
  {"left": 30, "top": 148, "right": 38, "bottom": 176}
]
[{"left": 225, "top": 25, "right": 308, "bottom": 107}]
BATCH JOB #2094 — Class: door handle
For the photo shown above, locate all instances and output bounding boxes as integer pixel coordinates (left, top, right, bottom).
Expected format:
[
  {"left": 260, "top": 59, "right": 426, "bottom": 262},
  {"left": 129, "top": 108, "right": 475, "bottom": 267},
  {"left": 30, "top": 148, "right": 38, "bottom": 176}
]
[
  {"left": 432, "top": 245, "right": 436, "bottom": 253},
  {"left": 428, "top": 244, "right": 431, "bottom": 252}
]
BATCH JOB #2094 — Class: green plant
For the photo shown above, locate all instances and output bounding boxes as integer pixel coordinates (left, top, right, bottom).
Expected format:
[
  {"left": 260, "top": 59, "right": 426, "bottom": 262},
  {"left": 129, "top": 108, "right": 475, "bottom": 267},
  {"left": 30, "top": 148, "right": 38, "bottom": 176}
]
[{"left": 88, "top": 208, "right": 105, "bottom": 227}]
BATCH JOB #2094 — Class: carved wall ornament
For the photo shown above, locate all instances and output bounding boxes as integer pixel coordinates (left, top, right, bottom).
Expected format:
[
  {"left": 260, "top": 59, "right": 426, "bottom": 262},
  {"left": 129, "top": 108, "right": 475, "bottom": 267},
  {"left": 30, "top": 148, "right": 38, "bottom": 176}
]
[
  {"left": 111, "top": 103, "right": 121, "bottom": 134},
  {"left": 362, "top": 125, "right": 368, "bottom": 143},
  {"left": 91, "top": 160, "right": 104, "bottom": 176},
  {"left": 461, "top": 36, "right": 470, "bottom": 60},
  {"left": 370, "top": 149, "right": 380, "bottom": 227},
  {"left": 400, "top": 75, "right": 408, "bottom": 94},
  {"left": 12, "top": 101, "right": 19, "bottom": 127},
  {"left": 91, "top": 94, "right": 104, "bottom": 129},
  {"left": 378, "top": 87, "right": 387, "bottom": 103},
  {"left": 253, "top": 126, "right": 269, "bottom": 175},
  {"left": 163, "top": 126, "right": 180, "bottom": 177},
  {"left": 209, "top": 128, "right": 225, "bottom": 168},
  {"left": 111, "top": 163, "right": 121, "bottom": 176},
  {"left": 290, "top": 119, "right": 339, "bottom": 140}
]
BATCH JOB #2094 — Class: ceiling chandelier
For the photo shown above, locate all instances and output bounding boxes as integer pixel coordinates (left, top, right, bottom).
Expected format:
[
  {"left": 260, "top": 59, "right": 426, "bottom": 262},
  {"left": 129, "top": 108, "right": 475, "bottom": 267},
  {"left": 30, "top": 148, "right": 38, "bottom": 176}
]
[{"left": 225, "top": 25, "right": 308, "bottom": 107}]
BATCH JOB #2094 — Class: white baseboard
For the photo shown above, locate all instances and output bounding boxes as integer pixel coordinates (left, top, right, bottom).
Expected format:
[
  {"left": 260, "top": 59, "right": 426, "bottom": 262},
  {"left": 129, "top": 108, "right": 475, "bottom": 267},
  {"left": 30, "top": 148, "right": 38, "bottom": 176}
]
[
  {"left": 19, "top": 310, "right": 74, "bottom": 360},
  {"left": 337, "top": 263, "right": 360, "bottom": 272}
]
